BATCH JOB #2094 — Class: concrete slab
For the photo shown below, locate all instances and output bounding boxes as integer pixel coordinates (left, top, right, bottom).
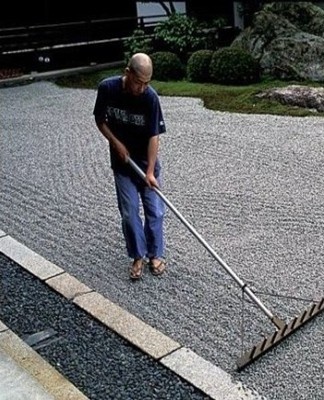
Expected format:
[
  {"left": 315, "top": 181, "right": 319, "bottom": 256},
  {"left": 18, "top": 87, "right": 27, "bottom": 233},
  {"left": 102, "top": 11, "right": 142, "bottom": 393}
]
[
  {"left": 0, "top": 328, "right": 88, "bottom": 400},
  {"left": 46, "top": 272, "right": 93, "bottom": 300},
  {"left": 0, "top": 236, "right": 63, "bottom": 280},
  {"left": 161, "top": 347, "right": 264, "bottom": 400},
  {"left": 0, "top": 321, "right": 8, "bottom": 333},
  {"left": 74, "top": 291, "right": 181, "bottom": 359},
  {"left": 0, "top": 347, "right": 55, "bottom": 400}
]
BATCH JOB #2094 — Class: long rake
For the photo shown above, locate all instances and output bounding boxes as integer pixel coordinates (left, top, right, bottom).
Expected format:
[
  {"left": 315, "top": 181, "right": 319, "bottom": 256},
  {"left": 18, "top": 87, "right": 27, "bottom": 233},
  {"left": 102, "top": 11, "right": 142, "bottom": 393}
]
[{"left": 127, "top": 157, "right": 324, "bottom": 371}]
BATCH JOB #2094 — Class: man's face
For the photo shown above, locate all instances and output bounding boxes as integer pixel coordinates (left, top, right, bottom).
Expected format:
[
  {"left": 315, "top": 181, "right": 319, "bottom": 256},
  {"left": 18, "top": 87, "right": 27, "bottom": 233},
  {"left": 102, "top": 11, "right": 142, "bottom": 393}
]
[{"left": 126, "top": 67, "right": 151, "bottom": 96}]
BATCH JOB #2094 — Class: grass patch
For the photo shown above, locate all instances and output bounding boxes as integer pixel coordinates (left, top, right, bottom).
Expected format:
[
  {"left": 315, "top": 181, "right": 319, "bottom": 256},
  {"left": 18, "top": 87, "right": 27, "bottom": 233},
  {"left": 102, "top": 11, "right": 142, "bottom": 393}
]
[{"left": 54, "top": 69, "right": 324, "bottom": 117}]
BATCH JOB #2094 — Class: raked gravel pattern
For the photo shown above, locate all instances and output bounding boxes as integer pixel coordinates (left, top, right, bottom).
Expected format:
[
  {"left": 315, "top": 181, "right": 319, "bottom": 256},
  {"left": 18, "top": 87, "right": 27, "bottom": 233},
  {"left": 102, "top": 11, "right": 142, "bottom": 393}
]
[{"left": 1, "top": 80, "right": 324, "bottom": 400}]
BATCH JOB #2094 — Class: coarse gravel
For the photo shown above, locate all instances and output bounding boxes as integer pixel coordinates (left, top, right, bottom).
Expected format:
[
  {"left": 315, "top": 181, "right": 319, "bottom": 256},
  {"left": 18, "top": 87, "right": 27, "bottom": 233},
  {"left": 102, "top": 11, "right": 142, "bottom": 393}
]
[
  {"left": 0, "top": 252, "right": 212, "bottom": 400},
  {"left": 1, "top": 80, "right": 324, "bottom": 400}
]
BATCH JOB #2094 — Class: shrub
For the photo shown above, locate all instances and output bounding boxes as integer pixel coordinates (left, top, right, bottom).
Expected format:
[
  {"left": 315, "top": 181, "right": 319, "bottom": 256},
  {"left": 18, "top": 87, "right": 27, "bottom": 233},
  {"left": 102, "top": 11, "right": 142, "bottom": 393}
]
[
  {"left": 150, "top": 51, "right": 185, "bottom": 81},
  {"left": 187, "top": 49, "right": 214, "bottom": 82},
  {"left": 209, "top": 47, "right": 261, "bottom": 85},
  {"left": 153, "top": 13, "right": 205, "bottom": 61}
]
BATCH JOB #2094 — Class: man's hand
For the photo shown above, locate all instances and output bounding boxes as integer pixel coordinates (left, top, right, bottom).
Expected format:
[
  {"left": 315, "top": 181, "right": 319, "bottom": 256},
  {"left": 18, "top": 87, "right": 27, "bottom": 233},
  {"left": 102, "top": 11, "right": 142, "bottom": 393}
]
[{"left": 145, "top": 172, "right": 159, "bottom": 189}]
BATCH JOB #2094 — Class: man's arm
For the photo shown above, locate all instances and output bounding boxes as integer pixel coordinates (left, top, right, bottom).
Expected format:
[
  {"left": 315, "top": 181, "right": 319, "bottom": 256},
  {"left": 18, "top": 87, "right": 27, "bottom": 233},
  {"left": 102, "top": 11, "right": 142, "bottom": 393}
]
[{"left": 95, "top": 117, "right": 129, "bottom": 162}]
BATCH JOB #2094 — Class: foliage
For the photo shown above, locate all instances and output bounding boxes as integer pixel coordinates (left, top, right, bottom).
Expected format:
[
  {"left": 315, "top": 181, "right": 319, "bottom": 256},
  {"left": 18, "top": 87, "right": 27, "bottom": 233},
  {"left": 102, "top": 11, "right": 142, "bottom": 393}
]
[
  {"left": 209, "top": 47, "right": 261, "bottom": 85},
  {"left": 187, "top": 50, "right": 214, "bottom": 82},
  {"left": 123, "top": 29, "right": 154, "bottom": 62},
  {"left": 150, "top": 51, "right": 185, "bottom": 81},
  {"left": 153, "top": 13, "right": 205, "bottom": 59}
]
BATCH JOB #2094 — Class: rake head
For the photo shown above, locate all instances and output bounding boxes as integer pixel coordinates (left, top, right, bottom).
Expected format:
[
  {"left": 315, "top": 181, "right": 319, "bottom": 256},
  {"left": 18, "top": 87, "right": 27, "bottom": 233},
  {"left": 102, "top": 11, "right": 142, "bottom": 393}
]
[{"left": 237, "top": 297, "right": 324, "bottom": 371}]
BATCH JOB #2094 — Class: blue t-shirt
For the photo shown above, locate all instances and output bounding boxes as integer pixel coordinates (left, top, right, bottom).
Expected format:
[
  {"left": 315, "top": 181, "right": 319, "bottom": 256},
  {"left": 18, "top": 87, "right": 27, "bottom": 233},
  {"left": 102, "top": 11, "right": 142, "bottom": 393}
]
[{"left": 93, "top": 75, "right": 166, "bottom": 174}]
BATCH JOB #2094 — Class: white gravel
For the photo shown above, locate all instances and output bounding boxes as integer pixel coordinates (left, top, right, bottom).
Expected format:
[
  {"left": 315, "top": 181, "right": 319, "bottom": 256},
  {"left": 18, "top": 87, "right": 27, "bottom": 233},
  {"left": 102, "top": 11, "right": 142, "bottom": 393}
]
[{"left": 1, "top": 80, "right": 324, "bottom": 400}]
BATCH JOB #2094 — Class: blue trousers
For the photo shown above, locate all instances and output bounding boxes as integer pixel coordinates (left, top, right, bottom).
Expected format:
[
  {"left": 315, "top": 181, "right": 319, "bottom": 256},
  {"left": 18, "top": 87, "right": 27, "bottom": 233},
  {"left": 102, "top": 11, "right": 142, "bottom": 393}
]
[{"left": 113, "top": 171, "right": 165, "bottom": 260}]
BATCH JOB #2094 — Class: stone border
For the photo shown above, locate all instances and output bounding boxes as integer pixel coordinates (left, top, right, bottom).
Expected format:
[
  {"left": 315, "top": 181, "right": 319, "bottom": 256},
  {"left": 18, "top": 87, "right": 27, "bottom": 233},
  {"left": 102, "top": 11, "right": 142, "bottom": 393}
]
[
  {"left": 0, "top": 322, "right": 88, "bottom": 399},
  {"left": 0, "top": 229, "right": 262, "bottom": 400}
]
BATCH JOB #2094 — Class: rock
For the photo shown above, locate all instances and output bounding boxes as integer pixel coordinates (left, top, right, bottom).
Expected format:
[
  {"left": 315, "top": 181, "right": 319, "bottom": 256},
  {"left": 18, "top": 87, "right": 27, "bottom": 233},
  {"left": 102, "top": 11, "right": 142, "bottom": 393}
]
[
  {"left": 231, "top": 2, "right": 324, "bottom": 81},
  {"left": 263, "top": 1, "right": 324, "bottom": 37},
  {"left": 255, "top": 85, "right": 324, "bottom": 112}
]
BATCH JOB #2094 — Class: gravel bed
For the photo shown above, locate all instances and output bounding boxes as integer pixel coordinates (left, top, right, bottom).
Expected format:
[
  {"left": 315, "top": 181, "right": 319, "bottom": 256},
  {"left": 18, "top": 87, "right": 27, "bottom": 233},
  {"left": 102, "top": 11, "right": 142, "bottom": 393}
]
[
  {"left": 0, "top": 252, "right": 211, "bottom": 400},
  {"left": 1, "top": 80, "right": 324, "bottom": 399}
]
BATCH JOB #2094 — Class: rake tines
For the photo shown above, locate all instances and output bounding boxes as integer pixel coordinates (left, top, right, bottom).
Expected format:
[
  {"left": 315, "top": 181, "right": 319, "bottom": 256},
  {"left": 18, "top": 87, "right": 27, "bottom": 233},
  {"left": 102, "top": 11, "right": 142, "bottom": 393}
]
[{"left": 237, "top": 297, "right": 324, "bottom": 371}]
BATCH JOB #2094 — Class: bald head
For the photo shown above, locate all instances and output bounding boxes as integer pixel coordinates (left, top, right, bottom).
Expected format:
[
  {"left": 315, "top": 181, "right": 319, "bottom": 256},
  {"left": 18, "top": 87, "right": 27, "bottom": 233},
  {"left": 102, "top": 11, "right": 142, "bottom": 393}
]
[{"left": 128, "top": 53, "right": 153, "bottom": 79}]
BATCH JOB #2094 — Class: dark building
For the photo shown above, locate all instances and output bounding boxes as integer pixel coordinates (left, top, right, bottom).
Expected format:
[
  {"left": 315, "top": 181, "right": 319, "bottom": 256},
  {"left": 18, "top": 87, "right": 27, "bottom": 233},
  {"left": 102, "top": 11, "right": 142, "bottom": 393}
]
[
  {"left": 0, "top": 1, "right": 138, "bottom": 74},
  {"left": 1, "top": 1, "right": 137, "bottom": 27}
]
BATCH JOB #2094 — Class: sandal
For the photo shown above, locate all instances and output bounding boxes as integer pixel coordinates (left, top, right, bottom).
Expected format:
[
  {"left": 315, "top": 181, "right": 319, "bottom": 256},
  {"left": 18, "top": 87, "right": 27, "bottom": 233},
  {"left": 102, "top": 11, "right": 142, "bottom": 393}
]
[
  {"left": 130, "top": 258, "right": 145, "bottom": 280},
  {"left": 149, "top": 259, "right": 166, "bottom": 276}
]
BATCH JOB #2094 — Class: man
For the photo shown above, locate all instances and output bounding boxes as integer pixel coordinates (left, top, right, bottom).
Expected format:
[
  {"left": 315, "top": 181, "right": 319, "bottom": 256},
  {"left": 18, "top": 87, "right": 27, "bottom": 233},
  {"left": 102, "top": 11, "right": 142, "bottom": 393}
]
[{"left": 93, "top": 53, "right": 166, "bottom": 280}]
